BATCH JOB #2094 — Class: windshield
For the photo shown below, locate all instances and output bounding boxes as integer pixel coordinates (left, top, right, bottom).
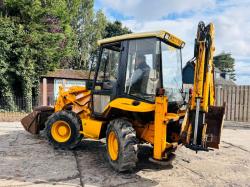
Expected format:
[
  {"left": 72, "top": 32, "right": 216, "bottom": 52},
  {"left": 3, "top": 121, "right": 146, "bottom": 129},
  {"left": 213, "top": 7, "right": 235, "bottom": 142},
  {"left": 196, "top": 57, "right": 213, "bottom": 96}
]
[
  {"left": 161, "top": 42, "right": 182, "bottom": 102},
  {"left": 125, "top": 38, "right": 161, "bottom": 102}
]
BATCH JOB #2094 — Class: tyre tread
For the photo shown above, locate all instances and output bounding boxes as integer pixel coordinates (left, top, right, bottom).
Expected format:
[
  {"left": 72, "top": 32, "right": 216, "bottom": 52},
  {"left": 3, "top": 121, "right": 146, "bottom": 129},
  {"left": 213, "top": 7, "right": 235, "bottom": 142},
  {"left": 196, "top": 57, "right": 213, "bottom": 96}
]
[
  {"left": 45, "top": 110, "right": 82, "bottom": 149},
  {"left": 106, "top": 119, "right": 138, "bottom": 172}
]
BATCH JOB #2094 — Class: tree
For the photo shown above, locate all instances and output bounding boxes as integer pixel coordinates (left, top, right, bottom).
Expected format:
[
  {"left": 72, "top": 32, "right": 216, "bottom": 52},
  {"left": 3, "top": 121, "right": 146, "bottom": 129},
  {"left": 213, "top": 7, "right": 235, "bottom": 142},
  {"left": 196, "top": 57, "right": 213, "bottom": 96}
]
[
  {"left": 213, "top": 52, "right": 236, "bottom": 81},
  {"left": 65, "top": 0, "right": 107, "bottom": 70},
  {"left": 88, "top": 10, "right": 107, "bottom": 64},
  {"left": 104, "top": 20, "right": 132, "bottom": 38},
  {"left": 0, "top": 0, "right": 132, "bottom": 111},
  {"left": 0, "top": 18, "right": 16, "bottom": 110},
  {"left": 87, "top": 20, "right": 131, "bottom": 73},
  {"left": 0, "top": 0, "right": 76, "bottom": 111}
]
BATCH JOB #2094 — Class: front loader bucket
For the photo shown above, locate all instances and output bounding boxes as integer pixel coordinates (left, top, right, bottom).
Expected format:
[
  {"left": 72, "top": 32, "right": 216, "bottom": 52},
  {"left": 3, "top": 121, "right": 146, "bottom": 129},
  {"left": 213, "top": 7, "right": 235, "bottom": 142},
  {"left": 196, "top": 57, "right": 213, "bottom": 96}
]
[
  {"left": 205, "top": 104, "right": 225, "bottom": 149},
  {"left": 21, "top": 106, "right": 54, "bottom": 134}
]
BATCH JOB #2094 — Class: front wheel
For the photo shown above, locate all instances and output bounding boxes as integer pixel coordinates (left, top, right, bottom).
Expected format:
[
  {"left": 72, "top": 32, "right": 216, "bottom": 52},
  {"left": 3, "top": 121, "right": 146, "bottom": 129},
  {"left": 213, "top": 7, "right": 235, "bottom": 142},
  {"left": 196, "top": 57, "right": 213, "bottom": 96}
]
[
  {"left": 45, "top": 110, "right": 83, "bottom": 149},
  {"left": 106, "top": 119, "right": 138, "bottom": 172}
]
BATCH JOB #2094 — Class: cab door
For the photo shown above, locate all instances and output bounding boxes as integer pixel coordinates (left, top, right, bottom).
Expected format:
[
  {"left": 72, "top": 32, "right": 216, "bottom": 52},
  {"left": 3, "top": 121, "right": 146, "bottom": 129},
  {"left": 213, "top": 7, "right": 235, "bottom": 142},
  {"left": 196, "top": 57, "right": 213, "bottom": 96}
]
[{"left": 92, "top": 43, "right": 121, "bottom": 115}]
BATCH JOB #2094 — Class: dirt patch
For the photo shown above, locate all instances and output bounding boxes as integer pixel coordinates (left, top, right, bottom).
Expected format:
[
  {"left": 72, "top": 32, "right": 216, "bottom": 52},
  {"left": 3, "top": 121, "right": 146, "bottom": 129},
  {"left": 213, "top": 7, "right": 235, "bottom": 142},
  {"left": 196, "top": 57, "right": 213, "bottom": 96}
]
[{"left": 0, "top": 112, "right": 27, "bottom": 122}]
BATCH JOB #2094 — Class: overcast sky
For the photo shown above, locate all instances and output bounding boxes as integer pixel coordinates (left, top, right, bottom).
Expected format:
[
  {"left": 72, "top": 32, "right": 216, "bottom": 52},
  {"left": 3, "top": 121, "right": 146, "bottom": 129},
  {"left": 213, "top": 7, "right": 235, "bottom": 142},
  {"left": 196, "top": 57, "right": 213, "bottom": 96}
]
[{"left": 94, "top": 0, "right": 250, "bottom": 85}]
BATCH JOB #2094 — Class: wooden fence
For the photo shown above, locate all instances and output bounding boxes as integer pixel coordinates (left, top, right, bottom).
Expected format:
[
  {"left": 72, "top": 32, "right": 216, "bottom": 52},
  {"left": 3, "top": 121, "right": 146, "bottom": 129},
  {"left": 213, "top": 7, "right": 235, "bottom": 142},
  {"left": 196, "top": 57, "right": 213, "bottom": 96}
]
[{"left": 215, "top": 85, "right": 250, "bottom": 122}]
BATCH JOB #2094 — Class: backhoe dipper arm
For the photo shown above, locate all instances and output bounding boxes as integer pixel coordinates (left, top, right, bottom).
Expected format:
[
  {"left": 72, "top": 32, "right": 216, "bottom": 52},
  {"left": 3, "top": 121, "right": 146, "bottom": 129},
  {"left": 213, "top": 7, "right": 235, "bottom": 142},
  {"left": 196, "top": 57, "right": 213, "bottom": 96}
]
[
  {"left": 182, "top": 21, "right": 225, "bottom": 151},
  {"left": 191, "top": 22, "right": 215, "bottom": 147},
  {"left": 191, "top": 21, "right": 215, "bottom": 112}
]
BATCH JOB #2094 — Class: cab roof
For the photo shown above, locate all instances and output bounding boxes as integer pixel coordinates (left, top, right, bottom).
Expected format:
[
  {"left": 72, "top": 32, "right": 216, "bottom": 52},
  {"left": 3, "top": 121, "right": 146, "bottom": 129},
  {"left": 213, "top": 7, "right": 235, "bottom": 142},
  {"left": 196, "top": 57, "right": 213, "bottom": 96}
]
[{"left": 97, "top": 30, "right": 185, "bottom": 48}]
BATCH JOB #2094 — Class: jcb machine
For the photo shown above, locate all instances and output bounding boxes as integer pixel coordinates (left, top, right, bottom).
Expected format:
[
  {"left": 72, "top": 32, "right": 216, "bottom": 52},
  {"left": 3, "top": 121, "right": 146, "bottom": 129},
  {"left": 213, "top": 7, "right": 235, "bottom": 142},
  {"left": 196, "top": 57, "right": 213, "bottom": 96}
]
[{"left": 22, "top": 21, "right": 225, "bottom": 172}]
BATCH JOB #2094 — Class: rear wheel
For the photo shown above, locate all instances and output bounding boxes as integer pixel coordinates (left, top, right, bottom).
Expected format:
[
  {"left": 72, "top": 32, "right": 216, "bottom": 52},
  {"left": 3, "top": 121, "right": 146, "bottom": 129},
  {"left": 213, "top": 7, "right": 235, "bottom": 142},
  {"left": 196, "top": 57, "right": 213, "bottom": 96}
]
[
  {"left": 106, "top": 119, "right": 138, "bottom": 172},
  {"left": 45, "top": 110, "right": 83, "bottom": 149}
]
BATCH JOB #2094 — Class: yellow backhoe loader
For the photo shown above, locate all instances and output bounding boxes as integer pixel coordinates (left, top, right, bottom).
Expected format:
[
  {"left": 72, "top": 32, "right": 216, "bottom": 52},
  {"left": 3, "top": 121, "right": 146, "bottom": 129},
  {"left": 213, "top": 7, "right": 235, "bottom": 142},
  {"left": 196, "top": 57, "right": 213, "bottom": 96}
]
[{"left": 21, "top": 21, "right": 225, "bottom": 172}]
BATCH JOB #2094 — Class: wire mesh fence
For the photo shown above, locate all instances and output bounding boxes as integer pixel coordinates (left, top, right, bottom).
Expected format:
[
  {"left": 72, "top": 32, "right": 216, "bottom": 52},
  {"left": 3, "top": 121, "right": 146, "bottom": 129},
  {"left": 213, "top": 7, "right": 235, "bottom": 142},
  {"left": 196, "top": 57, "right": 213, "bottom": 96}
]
[
  {"left": 0, "top": 97, "right": 39, "bottom": 112},
  {"left": 0, "top": 96, "right": 57, "bottom": 122},
  {"left": 0, "top": 97, "right": 40, "bottom": 122}
]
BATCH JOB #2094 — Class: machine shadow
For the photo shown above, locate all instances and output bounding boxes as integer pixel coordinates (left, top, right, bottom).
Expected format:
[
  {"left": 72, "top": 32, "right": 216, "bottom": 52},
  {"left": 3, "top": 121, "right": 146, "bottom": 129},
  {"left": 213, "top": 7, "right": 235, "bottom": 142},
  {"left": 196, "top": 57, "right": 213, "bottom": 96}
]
[
  {"left": 76, "top": 139, "right": 174, "bottom": 172},
  {"left": 74, "top": 139, "right": 173, "bottom": 186}
]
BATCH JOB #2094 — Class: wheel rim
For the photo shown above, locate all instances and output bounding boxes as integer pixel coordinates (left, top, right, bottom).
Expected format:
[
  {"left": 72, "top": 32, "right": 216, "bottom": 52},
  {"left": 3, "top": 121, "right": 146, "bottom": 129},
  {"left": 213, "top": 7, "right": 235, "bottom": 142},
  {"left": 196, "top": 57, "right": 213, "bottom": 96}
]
[
  {"left": 108, "top": 131, "right": 119, "bottom": 161},
  {"left": 51, "top": 121, "right": 71, "bottom": 143}
]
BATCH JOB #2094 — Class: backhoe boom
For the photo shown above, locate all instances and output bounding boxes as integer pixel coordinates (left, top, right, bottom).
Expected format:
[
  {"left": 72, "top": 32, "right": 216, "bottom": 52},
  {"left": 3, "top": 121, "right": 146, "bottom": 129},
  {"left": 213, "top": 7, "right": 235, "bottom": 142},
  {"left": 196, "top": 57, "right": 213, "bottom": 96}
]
[{"left": 181, "top": 21, "right": 225, "bottom": 151}]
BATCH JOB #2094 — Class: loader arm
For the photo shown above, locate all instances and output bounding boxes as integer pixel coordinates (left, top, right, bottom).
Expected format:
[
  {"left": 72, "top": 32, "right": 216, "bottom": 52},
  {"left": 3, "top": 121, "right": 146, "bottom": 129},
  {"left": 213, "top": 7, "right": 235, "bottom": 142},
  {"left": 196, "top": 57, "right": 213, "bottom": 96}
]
[{"left": 54, "top": 86, "right": 91, "bottom": 113}]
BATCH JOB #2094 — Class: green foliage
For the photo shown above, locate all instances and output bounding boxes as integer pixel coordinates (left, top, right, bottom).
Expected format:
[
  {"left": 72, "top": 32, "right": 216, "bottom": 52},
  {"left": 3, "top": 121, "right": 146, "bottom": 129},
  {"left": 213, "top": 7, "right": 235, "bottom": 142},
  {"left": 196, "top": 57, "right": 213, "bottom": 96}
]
[
  {"left": 0, "top": 0, "right": 76, "bottom": 111},
  {"left": 213, "top": 52, "right": 236, "bottom": 81},
  {"left": 89, "top": 10, "right": 107, "bottom": 63},
  {"left": 0, "top": 0, "right": 131, "bottom": 111},
  {"left": 66, "top": 0, "right": 107, "bottom": 70},
  {"left": 104, "top": 20, "right": 132, "bottom": 38},
  {"left": 0, "top": 18, "right": 17, "bottom": 111}
]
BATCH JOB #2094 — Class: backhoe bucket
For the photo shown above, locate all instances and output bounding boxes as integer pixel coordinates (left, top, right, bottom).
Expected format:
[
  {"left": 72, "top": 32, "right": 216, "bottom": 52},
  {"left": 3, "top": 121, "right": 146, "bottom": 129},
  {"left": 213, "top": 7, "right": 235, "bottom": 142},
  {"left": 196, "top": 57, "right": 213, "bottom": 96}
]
[
  {"left": 205, "top": 105, "right": 225, "bottom": 149},
  {"left": 21, "top": 106, "right": 54, "bottom": 134}
]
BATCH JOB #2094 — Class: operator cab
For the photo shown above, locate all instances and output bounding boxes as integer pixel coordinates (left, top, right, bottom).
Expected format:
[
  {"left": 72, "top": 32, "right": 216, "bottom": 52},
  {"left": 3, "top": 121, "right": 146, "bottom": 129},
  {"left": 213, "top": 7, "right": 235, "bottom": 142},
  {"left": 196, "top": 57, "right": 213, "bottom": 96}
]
[{"left": 90, "top": 31, "right": 185, "bottom": 116}]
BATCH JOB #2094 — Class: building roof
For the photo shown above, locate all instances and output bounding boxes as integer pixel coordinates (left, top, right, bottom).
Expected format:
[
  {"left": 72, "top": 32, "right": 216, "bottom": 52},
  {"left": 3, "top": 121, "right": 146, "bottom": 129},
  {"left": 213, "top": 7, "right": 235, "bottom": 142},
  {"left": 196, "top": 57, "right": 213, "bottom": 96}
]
[
  {"left": 97, "top": 30, "right": 185, "bottom": 48},
  {"left": 215, "top": 77, "right": 236, "bottom": 86},
  {"left": 182, "top": 62, "right": 237, "bottom": 86},
  {"left": 42, "top": 69, "right": 92, "bottom": 80},
  {"left": 182, "top": 61, "right": 195, "bottom": 84},
  {"left": 183, "top": 60, "right": 195, "bottom": 70}
]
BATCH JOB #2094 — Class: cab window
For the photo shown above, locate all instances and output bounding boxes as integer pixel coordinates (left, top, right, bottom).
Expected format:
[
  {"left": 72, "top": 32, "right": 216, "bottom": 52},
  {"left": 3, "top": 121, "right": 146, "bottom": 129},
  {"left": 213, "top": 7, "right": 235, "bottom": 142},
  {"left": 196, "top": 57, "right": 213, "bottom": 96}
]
[{"left": 125, "top": 38, "right": 161, "bottom": 102}]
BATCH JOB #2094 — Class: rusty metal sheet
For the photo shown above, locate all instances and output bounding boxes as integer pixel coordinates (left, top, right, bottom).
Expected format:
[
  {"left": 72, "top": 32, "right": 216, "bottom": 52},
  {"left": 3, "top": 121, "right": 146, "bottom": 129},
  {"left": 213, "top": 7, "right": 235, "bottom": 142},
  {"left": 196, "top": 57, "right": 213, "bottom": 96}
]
[
  {"left": 21, "top": 106, "right": 54, "bottom": 134},
  {"left": 21, "top": 111, "right": 40, "bottom": 134}
]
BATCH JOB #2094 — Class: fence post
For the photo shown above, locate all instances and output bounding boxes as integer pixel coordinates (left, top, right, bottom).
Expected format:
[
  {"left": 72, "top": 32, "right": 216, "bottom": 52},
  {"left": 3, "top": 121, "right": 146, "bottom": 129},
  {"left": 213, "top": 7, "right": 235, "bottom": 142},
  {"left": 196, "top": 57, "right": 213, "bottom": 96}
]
[
  {"left": 243, "top": 86, "right": 248, "bottom": 122},
  {"left": 216, "top": 86, "right": 221, "bottom": 106},
  {"left": 227, "top": 86, "right": 231, "bottom": 121},
  {"left": 247, "top": 86, "right": 250, "bottom": 122},
  {"left": 231, "top": 86, "right": 236, "bottom": 121}
]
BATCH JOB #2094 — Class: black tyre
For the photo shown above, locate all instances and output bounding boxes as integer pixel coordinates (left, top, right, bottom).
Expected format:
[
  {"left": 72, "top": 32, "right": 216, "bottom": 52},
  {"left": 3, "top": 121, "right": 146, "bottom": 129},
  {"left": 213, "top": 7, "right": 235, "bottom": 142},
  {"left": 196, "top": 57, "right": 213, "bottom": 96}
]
[
  {"left": 106, "top": 119, "right": 138, "bottom": 172},
  {"left": 45, "top": 110, "right": 83, "bottom": 149}
]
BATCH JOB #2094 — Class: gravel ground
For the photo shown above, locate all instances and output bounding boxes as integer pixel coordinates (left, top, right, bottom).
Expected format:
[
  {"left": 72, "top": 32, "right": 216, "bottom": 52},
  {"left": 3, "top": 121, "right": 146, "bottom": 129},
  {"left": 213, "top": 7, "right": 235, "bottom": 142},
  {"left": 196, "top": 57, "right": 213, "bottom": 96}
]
[{"left": 0, "top": 121, "right": 249, "bottom": 187}]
